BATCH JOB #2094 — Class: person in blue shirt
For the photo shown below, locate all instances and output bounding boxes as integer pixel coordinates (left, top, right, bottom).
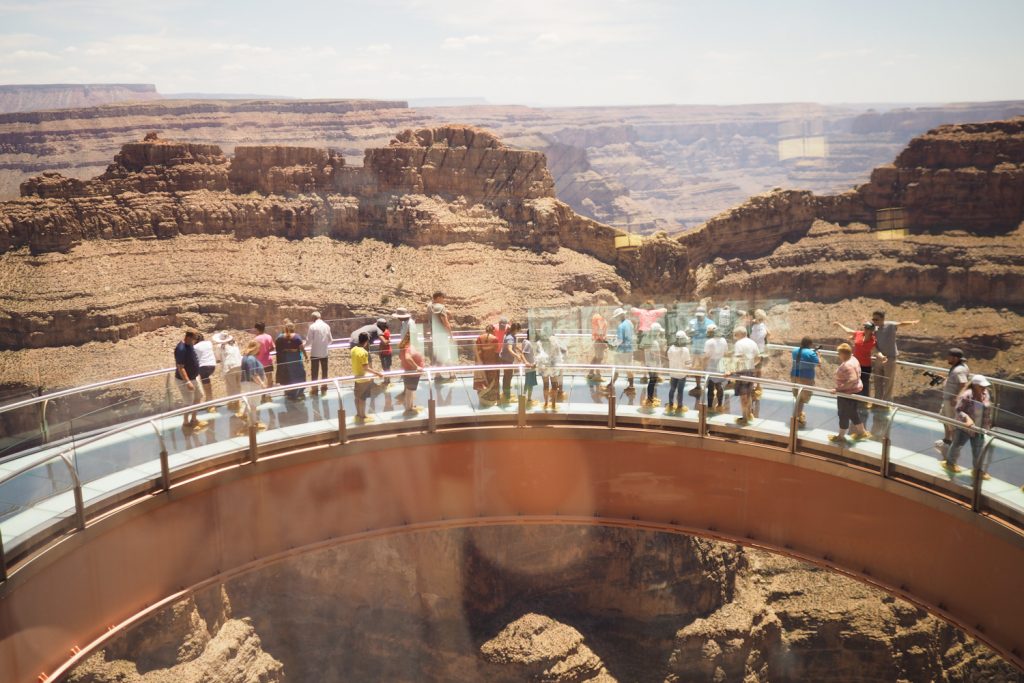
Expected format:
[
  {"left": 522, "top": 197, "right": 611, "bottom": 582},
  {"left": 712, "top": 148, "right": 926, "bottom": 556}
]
[
  {"left": 790, "top": 336, "right": 820, "bottom": 426},
  {"left": 605, "top": 308, "right": 636, "bottom": 395}
]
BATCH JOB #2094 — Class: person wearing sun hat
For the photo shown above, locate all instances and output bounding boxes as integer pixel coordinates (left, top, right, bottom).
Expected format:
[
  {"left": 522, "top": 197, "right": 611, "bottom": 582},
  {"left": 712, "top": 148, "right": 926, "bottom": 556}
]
[
  {"left": 945, "top": 374, "right": 993, "bottom": 479},
  {"left": 934, "top": 347, "right": 970, "bottom": 455},
  {"left": 212, "top": 331, "right": 243, "bottom": 414}
]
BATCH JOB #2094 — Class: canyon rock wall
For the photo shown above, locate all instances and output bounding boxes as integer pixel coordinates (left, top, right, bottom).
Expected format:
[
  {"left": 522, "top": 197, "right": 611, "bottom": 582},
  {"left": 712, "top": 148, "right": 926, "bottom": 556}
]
[
  {"left": 2, "top": 128, "right": 632, "bottom": 263},
  {"left": 672, "top": 118, "right": 1024, "bottom": 304},
  {"left": 64, "top": 525, "right": 1020, "bottom": 683}
]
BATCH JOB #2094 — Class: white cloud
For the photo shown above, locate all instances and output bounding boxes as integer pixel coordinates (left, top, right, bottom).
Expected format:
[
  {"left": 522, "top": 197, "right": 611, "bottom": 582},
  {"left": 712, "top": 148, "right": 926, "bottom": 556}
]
[
  {"left": 6, "top": 49, "right": 60, "bottom": 61},
  {"left": 441, "top": 35, "right": 490, "bottom": 50},
  {"left": 364, "top": 43, "right": 392, "bottom": 55}
]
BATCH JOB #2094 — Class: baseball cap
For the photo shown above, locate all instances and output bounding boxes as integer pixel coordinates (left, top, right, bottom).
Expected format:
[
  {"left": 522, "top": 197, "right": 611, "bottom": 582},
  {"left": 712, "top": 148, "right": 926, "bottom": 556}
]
[
  {"left": 862, "top": 321, "right": 875, "bottom": 330},
  {"left": 970, "top": 375, "right": 991, "bottom": 387},
  {"left": 376, "top": 317, "right": 388, "bottom": 325},
  {"left": 650, "top": 322, "right": 663, "bottom": 333},
  {"left": 612, "top": 307, "right": 626, "bottom": 318},
  {"left": 948, "top": 347, "right": 964, "bottom": 358},
  {"left": 675, "top": 330, "right": 689, "bottom": 340}
]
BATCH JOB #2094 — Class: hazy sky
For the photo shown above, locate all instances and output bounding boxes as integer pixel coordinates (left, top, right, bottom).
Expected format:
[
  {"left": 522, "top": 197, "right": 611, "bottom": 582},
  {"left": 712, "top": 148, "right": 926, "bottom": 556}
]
[{"left": 1, "top": 0, "right": 1022, "bottom": 106}]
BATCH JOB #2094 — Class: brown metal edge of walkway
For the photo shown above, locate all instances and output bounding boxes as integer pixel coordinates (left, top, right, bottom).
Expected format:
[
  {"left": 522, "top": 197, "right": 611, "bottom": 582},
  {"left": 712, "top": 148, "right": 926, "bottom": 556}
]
[{"left": 2, "top": 426, "right": 1023, "bottom": 682}]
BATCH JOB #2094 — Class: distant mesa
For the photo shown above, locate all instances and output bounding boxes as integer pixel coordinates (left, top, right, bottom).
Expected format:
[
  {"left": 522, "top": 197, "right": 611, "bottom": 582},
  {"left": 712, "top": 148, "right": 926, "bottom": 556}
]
[{"left": 0, "top": 83, "right": 160, "bottom": 114}]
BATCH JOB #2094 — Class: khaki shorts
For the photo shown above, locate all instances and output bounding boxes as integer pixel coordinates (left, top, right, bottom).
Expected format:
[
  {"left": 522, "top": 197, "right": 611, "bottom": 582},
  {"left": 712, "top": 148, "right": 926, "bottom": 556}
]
[
  {"left": 176, "top": 378, "right": 203, "bottom": 407},
  {"left": 939, "top": 399, "right": 957, "bottom": 418}
]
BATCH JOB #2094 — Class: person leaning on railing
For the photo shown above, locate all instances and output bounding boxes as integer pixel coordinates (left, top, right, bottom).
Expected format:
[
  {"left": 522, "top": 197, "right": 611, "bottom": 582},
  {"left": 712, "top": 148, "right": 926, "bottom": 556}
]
[
  {"left": 944, "top": 375, "right": 994, "bottom": 479},
  {"left": 830, "top": 343, "right": 870, "bottom": 443}
]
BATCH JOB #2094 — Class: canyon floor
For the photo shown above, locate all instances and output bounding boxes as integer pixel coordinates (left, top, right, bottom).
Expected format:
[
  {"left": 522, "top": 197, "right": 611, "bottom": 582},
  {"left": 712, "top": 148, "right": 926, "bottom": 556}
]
[{"left": 65, "top": 526, "right": 1021, "bottom": 683}]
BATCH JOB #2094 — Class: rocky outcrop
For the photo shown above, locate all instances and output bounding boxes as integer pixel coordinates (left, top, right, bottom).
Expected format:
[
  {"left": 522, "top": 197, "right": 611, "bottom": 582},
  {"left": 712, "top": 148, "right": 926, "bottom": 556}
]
[
  {"left": 365, "top": 126, "right": 555, "bottom": 202},
  {"left": 229, "top": 145, "right": 345, "bottom": 195},
  {"left": 68, "top": 591, "right": 284, "bottom": 683},
  {"left": 665, "top": 548, "right": 1019, "bottom": 682},
  {"left": 20, "top": 136, "right": 230, "bottom": 198},
  {"left": 481, "top": 613, "right": 617, "bottom": 682}
]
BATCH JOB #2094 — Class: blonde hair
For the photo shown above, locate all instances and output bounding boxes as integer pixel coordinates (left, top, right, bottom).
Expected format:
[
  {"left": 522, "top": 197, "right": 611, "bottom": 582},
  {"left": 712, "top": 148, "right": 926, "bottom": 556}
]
[
  {"left": 243, "top": 340, "right": 260, "bottom": 356},
  {"left": 754, "top": 309, "right": 767, "bottom": 322},
  {"left": 837, "top": 342, "right": 852, "bottom": 357},
  {"left": 284, "top": 320, "right": 295, "bottom": 334}
]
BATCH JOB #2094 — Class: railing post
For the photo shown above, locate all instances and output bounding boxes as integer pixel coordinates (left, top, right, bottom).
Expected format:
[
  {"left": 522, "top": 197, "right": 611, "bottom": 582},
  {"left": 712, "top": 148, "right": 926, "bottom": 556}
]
[
  {"left": 517, "top": 364, "right": 527, "bottom": 427},
  {"left": 972, "top": 436, "right": 996, "bottom": 513},
  {"left": 0, "top": 530, "right": 7, "bottom": 582},
  {"left": 248, "top": 424, "right": 258, "bottom": 464},
  {"left": 607, "top": 392, "right": 616, "bottom": 429},
  {"left": 333, "top": 379, "right": 347, "bottom": 444},
  {"left": 698, "top": 402, "right": 708, "bottom": 437},
  {"left": 39, "top": 397, "right": 50, "bottom": 444},
  {"left": 788, "top": 415, "right": 798, "bottom": 454},
  {"left": 881, "top": 436, "right": 891, "bottom": 478},
  {"left": 72, "top": 482, "right": 86, "bottom": 531},
  {"left": 427, "top": 370, "right": 436, "bottom": 433},
  {"left": 159, "top": 446, "right": 170, "bottom": 492}
]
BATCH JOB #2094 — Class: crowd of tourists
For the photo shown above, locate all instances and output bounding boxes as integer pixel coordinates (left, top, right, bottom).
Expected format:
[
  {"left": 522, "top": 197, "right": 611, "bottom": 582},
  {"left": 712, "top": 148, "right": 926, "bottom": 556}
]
[{"left": 171, "top": 298, "right": 996, "bottom": 478}]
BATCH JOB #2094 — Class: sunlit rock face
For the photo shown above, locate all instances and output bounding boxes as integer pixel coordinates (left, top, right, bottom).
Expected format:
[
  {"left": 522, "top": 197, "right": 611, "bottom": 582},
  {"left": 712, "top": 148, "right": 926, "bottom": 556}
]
[{"left": 65, "top": 526, "right": 1019, "bottom": 683}]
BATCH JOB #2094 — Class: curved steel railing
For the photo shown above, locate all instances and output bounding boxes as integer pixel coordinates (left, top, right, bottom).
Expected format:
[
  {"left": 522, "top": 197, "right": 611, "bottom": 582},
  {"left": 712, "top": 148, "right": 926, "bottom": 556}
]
[{"left": 1, "top": 361, "right": 1021, "bottom": 583}]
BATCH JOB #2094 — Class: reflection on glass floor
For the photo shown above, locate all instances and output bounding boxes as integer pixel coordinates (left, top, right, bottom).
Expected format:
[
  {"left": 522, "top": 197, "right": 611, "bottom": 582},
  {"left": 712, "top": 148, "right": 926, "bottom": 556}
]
[{"left": 2, "top": 373, "right": 1023, "bottom": 561}]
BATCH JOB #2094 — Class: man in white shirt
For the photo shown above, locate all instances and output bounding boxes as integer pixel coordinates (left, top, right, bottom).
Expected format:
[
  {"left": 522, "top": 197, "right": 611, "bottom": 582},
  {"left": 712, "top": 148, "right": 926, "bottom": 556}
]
[
  {"left": 731, "top": 327, "right": 761, "bottom": 425},
  {"left": 193, "top": 333, "right": 218, "bottom": 410},
  {"left": 306, "top": 311, "right": 333, "bottom": 395}
]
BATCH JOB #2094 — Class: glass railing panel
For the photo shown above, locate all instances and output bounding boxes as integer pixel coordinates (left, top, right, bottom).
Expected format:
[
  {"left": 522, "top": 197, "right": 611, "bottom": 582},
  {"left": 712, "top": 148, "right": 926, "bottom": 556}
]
[
  {"left": 0, "top": 452, "right": 78, "bottom": 557},
  {"left": 56, "top": 375, "right": 171, "bottom": 438},
  {"left": 0, "top": 402, "right": 44, "bottom": 460},
  {"left": 980, "top": 434, "right": 1024, "bottom": 518},
  {"left": 884, "top": 407, "right": 965, "bottom": 489}
]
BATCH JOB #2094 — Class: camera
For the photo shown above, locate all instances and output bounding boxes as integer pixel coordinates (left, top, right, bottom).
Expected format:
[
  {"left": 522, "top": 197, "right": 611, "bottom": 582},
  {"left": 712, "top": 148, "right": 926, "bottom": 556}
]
[{"left": 922, "top": 370, "right": 944, "bottom": 387}]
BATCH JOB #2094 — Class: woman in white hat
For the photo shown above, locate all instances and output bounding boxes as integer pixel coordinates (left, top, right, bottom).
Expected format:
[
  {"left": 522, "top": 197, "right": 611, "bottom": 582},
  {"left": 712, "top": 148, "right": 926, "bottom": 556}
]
[
  {"left": 945, "top": 374, "right": 993, "bottom": 479},
  {"left": 212, "top": 332, "right": 243, "bottom": 416}
]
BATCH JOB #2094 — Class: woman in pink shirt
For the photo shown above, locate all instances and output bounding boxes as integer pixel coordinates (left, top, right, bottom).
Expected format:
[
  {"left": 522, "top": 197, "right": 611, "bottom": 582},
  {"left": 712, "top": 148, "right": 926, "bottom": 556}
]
[
  {"left": 253, "top": 321, "right": 276, "bottom": 402},
  {"left": 830, "top": 343, "right": 869, "bottom": 443}
]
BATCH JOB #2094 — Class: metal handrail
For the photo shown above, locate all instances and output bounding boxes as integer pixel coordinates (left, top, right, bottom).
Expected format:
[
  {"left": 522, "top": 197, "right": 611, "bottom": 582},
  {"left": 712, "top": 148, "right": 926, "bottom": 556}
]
[
  {"left": 1, "top": 361, "right": 1021, "bottom": 590},
  {"left": 0, "top": 361, "right": 1014, "bottom": 485},
  {"left": 2, "top": 334, "right": 1021, "bottom": 462}
]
